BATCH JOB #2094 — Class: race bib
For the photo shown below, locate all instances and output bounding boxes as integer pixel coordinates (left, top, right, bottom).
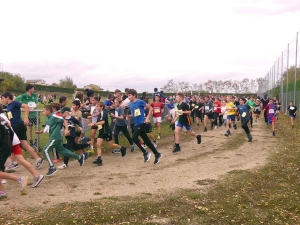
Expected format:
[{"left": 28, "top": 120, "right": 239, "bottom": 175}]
[
  {"left": 242, "top": 112, "right": 246, "bottom": 117},
  {"left": 290, "top": 107, "right": 295, "bottom": 110},
  {"left": 154, "top": 108, "right": 160, "bottom": 113},
  {"left": 97, "top": 125, "right": 102, "bottom": 130},
  {"left": 205, "top": 106, "right": 209, "bottom": 110},
  {"left": 7, "top": 112, "right": 13, "bottom": 120},
  {"left": 90, "top": 106, "right": 95, "bottom": 115},
  {"left": 115, "top": 111, "right": 118, "bottom": 117},
  {"left": 28, "top": 102, "right": 37, "bottom": 108},
  {"left": 191, "top": 104, "right": 195, "bottom": 107},
  {"left": 269, "top": 109, "right": 275, "bottom": 114},
  {"left": 195, "top": 106, "right": 199, "bottom": 109},
  {"left": 214, "top": 107, "right": 217, "bottom": 110},
  {"left": 134, "top": 108, "right": 141, "bottom": 117}
]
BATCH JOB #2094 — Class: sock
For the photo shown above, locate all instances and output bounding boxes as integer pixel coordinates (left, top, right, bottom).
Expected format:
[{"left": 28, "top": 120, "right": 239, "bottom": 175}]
[
  {"left": 90, "top": 146, "right": 94, "bottom": 150},
  {"left": 175, "top": 143, "right": 179, "bottom": 147},
  {"left": 158, "top": 133, "right": 161, "bottom": 135}
]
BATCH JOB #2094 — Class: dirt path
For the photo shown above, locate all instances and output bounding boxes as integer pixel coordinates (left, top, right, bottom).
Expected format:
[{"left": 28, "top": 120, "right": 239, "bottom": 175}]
[{"left": 0, "top": 119, "right": 275, "bottom": 211}]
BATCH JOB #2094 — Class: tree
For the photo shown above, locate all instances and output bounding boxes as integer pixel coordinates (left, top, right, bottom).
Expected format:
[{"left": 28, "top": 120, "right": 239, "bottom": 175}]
[
  {"left": 0, "top": 71, "right": 25, "bottom": 92},
  {"left": 59, "top": 76, "right": 77, "bottom": 89},
  {"left": 162, "top": 79, "right": 178, "bottom": 93}
]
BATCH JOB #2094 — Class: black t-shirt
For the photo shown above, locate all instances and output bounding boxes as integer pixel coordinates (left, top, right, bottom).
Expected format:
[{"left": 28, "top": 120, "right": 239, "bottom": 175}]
[
  {"left": 189, "top": 100, "right": 196, "bottom": 110},
  {"left": 122, "top": 94, "right": 128, "bottom": 101},
  {"left": 177, "top": 102, "right": 190, "bottom": 125},
  {"left": 97, "top": 111, "right": 111, "bottom": 134},
  {"left": 261, "top": 98, "right": 269, "bottom": 109},
  {"left": 203, "top": 101, "right": 213, "bottom": 114},
  {"left": 287, "top": 105, "right": 297, "bottom": 115}
]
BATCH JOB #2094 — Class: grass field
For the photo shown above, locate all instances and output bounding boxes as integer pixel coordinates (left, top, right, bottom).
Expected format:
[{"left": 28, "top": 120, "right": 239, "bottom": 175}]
[{"left": 2, "top": 113, "right": 300, "bottom": 224}]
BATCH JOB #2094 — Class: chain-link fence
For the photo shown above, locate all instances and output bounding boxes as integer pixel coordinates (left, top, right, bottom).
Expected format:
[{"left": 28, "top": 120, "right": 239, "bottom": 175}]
[{"left": 258, "top": 31, "right": 300, "bottom": 115}]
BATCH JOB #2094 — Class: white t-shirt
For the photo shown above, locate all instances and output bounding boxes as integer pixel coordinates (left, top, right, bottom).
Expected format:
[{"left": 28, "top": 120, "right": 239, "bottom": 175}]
[
  {"left": 0, "top": 113, "right": 20, "bottom": 145},
  {"left": 221, "top": 106, "right": 227, "bottom": 119}
]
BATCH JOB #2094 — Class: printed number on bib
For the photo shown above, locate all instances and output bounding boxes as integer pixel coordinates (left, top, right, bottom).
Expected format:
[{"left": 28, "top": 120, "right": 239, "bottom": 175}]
[
  {"left": 191, "top": 104, "right": 195, "bottom": 107},
  {"left": 154, "top": 108, "right": 160, "bottom": 113},
  {"left": 134, "top": 108, "right": 141, "bottom": 117},
  {"left": 28, "top": 102, "right": 37, "bottom": 108},
  {"left": 269, "top": 109, "right": 275, "bottom": 114},
  {"left": 98, "top": 125, "right": 102, "bottom": 130},
  {"left": 242, "top": 112, "right": 246, "bottom": 117}
]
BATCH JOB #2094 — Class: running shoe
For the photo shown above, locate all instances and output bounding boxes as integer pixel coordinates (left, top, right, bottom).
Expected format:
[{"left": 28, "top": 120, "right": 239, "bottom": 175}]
[
  {"left": 36, "top": 158, "right": 44, "bottom": 170},
  {"left": 93, "top": 158, "right": 103, "bottom": 166},
  {"left": 18, "top": 176, "right": 28, "bottom": 192},
  {"left": 0, "top": 191, "right": 7, "bottom": 199},
  {"left": 120, "top": 146, "right": 126, "bottom": 157},
  {"left": 196, "top": 135, "right": 202, "bottom": 144},
  {"left": 58, "top": 164, "right": 69, "bottom": 169},
  {"left": 112, "top": 149, "right": 121, "bottom": 154},
  {"left": 6, "top": 163, "right": 19, "bottom": 171},
  {"left": 154, "top": 153, "right": 162, "bottom": 164},
  {"left": 130, "top": 145, "right": 135, "bottom": 152},
  {"left": 78, "top": 154, "right": 85, "bottom": 166},
  {"left": 173, "top": 145, "right": 181, "bottom": 153},
  {"left": 46, "top": 167, "right": 57, "bottom": 176},
  {"left": 32, "top": 175, "right": 44, "bottom": 188},
  {"left": 143, "top": 152, "right": 151, "bottom": 163}
]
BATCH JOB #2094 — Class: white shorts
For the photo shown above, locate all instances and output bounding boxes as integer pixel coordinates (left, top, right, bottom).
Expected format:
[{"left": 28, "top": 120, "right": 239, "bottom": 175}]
[{"left": 153, "top": 117, "right": 162, "bottom": 123}]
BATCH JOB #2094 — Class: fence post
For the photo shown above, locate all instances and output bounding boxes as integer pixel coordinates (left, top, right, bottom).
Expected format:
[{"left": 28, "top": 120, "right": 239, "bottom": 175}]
[
  {"left": 281, "top": 52, "right": 284, "bottom": 111},
  {"left": 286, "top": 43, "right": 289, "bottom": 109},
  {"left": 36, "top": 110, "right": 40, "bottom": 152},
  {"left": 294, "top": 32, "right": 298, "bottom": 103}
]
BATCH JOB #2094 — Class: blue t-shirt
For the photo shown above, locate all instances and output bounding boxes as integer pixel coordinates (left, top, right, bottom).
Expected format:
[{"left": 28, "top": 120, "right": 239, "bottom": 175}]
[
  {"left": 7, "top": 101, "right": 23, "bottom": 126},
  {"left": 104, "top": 99, "right": 113, "bottom": 112},
  {"left": 129, "top": 99, "right": 146, "bottom": 126},
  {"left": 167, "top": 103, "right": 174, "bottom": 110},
  {"left": 115, "top": 107, "right": 127, "bottom": 126},
  {"left": 237, "top": 104, "right": 251, "bottom": 121}
]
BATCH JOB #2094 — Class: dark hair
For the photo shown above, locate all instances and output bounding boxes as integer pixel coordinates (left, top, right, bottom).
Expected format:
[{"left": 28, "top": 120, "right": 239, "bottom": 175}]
[
  {"left": 154, "top": 88, "right": 158, "bottom": 92},
  {"left": 107, "top": 94, "right": 114, "bottom": 99},
  {"left": 125, "top": 88, "right": 129, "bottom": 92},
  {"left": 0, "top": 104, "right": 3, "bottom": 113},
  {"left": 114, "top": 97, "right": 122, "bottom": 104},
  {"left": 72, "top": 100, "right": 81, "bottom": 106},
  {"left": 92, "top": 96, "right": 99, "bottom": 101},
  {"left": 114, "top": 89, "right": 121, "bottom": 94},
  {"left": 85, "top": 89, "right": 94, "bottom": 97},
  {"left": 176, "top": 92, "right": 184, "bottom": 98},
  {"left": 143, "top": 97, "right": 149, "bottom": 104},
  {"left": 59, "top": 96, "right": 67, "bottom": 104},
  {"left": 127, "top": 89, "right": 137, "bottom": 97},
  {"left": 96, "top": 102, "right": 105, "bottom": 109},
  {"left": 44, "top": 105, "right": 53, "bottom": 113},
  {"left": 26, "top": 84, "right": 35, "bottom": 92},
  {"left": 51, "top": 102, "right": 61, "bottom": 111},
  {"left": 75, "top": 91, "right": 84, "bottom": 102},
  {"left": 1, "top": 92, "right": 13, "bottom": 100}
]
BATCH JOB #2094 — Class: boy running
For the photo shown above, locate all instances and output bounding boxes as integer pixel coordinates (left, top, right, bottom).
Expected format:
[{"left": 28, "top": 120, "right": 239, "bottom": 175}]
[
  {"left": 150, "top": 95, "right": 164, "bottom": 140},
  {"left": 265, "top": 99, "right": 278, "bottom": 136},
  {"left": 172, "top": 93, "right": 202, "bottom": 153},
  {"left": 285, "top": 101, "right": 297, "bottom": 128},
  {"left": 236, "top": 98, "right": 252, "bottom": 142},
  {"left": 128, "top": 89, "right": 162, "bottom": 164},
  {"left": 35, "top": 105, "right": 85, "bottom": 176}
]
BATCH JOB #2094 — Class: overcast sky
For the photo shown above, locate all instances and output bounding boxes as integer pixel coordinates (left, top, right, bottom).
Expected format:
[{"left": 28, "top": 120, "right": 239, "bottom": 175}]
[{"left": 1, "top": 0, "right": 300, "bottom": 92}]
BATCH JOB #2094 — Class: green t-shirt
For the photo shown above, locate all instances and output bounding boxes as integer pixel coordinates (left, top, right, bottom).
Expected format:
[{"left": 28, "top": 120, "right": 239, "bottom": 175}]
[
  {"left": 15, "top": 93, "right": 38, "bottom": 118},
  {"left": 246, "top": 100, "right": 256, "bottom": 110}
]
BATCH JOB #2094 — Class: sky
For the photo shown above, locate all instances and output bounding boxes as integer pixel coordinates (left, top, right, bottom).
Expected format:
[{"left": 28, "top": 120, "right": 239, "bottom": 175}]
[{"left": 1, "top": 0, "right": 300, "bottom": 92}]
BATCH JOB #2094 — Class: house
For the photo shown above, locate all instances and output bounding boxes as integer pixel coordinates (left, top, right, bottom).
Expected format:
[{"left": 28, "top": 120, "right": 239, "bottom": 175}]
[
  {"left": 83, "top": 84, "right": 104, "bottom": 91},
  {"left": 26, "top": 79, "right": 48, "bottom": 86}
]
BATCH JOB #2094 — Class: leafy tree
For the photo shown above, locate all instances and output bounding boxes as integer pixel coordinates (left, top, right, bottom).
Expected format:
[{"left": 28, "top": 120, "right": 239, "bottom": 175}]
[
  {"left": 59, "top": 76, "right": 77, "bottom": 89},
  {"left": 0, "top": 71, "right": 25, "bottom": 92}
]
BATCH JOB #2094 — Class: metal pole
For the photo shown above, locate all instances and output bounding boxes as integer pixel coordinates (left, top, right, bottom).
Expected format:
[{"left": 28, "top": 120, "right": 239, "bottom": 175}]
[
  {"left": 294, "top": 32, "right": 298, "bottom": 103},
  {"left": 36, "top": 110, "right": 40, "bottom": 152},
  {"left": 281, "top": 52, "right": 284, "bottom": 111},
  {"left": 286, "top": 43, "right": 289, "bottom": 108}
]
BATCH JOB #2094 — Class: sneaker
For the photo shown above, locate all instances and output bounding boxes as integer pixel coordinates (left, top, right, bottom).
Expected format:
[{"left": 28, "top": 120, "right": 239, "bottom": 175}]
[
  {"left": 88, "top": 149, "right": 95, "bottom": 154},
  {"left": 197, "top": 123, "right": 199, "bottom": 127},
  {"left": 154, "top": 153, "right": 162, "bottom": 164},
  {"left": 18, "top": 176, "right": 28, "bottom": 192},
  {"left": 248, "top": 136, "right": 253, "bottom": 142},
  {"left": 6, "top": 162, "right": 19, "bottom": 171},
  {"left": 120, "top": 146, "right": 126, "bottom": 157},
  {"left": 196, "top": 135, "right": 202, "bottom": 144},
  {"left": 52, "top": 158, "right": 61, "bottom": 163},
  {"left": 224, "top": 130, "right": 231, "bottom": 137},
  {"left": 46, "top": 167, "right": 57, "bottom": 176},
  {"left": 0, "top": 191, "right": 7, "bottom": 199},
  {"left": 112, "top": 149, "right": 121, "bottom": 154},
  {"left": 32, "top": 175, "right": 44, "bottom": 188},
  {"left": 157, "top": 135, "right": 161, "bottom": 140},
  {"left": 58, "top": 164, "right": 69, "bottom": 169},
  {"left": 272, "top": 131, "right": 275, "bottom": 136},
  {"left": 83, "top": 151, "right": 89, "bottom": 159},
  {"left": 214, "top": 126, "right": 218, "bottom": 129},
  {"left": 233, "top": 125, "right": 237, "bottom": 130},
  {"left": 36, "top": 158, "right": 44, "bottom": 170},
  {"left": 203, "top": 127, "right": 207, "bottom": 132},
  {"left": 93, "top": 158, "right": 103, "bottom": 166},
  {"left": 173, "top": 145, "right": 181, "bottom": 153},
  {"left": 1, "top": 179, "right": 6, "bottom": 184},
  {"left": 143, "top": 152, "right": 151, "bottom": 163},
  {"left": 130, "top": 145, "right": 135, "bottom": 152},
  {"left": 229, "top": 124, "right": 232, "bottom": 128},
  {"left": 78, "top": 154, "right": 85, "bottom": 166},
  {"left": 153, "top": 142, "right": 158, "bottom": 148}
]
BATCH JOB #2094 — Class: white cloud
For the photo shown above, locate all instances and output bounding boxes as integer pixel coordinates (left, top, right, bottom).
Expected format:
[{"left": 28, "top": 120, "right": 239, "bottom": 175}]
[{"left": 0, "top": 0, "right": 299, "bottom": 93}]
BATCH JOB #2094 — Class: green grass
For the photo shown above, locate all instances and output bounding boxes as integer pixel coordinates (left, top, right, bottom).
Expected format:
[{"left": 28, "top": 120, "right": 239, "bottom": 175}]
[{"left": 3, "top": 113, "right": 300, "bottom": 224}]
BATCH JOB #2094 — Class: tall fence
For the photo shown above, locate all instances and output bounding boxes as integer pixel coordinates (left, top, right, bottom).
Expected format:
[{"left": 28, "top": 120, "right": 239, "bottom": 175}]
[{"left": 258, "top": 31, "right": 300, "bottom": 115}]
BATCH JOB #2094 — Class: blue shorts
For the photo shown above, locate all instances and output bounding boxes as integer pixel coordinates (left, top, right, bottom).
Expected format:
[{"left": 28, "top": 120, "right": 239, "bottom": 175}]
[
  {"left": 176, "top": 122, "right": 192, "bottom": 131},
  {"left": 290, "top": 114, "right": 296, "bottom": 118},
  {"left": 227, "top": 115, "right": 236, "bottom": 121}
]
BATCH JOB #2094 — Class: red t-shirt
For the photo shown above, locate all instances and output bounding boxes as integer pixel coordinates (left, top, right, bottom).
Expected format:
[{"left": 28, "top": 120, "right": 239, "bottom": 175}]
[
  {"left": 213, "top": 101, "right": 222, "bottom": 113},
  {"left": 151, "top": 102, "right": 164, "bottom": 117}
]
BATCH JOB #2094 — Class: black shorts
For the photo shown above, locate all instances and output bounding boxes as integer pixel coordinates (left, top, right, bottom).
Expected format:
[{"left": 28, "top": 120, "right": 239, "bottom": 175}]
[
  {"left": 145, "top": 123, "right": 152, "bottom": 133},
  {"left": 98, "top": 132, "right": 113, "bottom": 141},
  {"left": 254, "top": 111, "right": 261, "bottom": 115},
  {"left": 91, "top": 125, "right": 98, "bottom": 130},
  {"left": 204, "top": 113, "right": 213, "bottom": 119},
  {"left": 13, "top": 123, "right": 27, "bottom": 141}
]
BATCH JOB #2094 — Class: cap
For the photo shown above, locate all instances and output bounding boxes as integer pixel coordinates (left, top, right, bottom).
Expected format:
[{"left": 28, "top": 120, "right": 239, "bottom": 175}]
[{"left": 61, "top": 107, "right": 71, "bottom": 113}]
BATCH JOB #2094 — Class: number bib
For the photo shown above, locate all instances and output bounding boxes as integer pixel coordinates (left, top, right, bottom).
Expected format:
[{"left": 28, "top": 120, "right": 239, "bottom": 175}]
[
  {"left": 269, "top": 109, "right": 275, "bottom": 114},
  {"left": 134, "top": 108, "right": 141, "bottom": 117}
]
